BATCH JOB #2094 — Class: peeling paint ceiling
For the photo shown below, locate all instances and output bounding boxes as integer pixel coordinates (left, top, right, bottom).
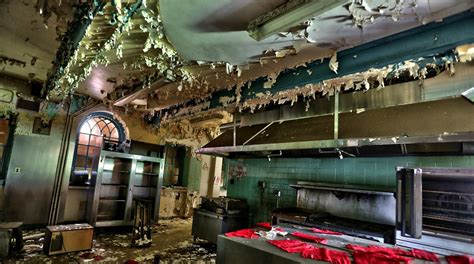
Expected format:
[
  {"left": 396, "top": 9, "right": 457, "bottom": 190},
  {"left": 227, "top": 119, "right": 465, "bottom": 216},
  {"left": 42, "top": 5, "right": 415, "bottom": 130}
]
[
  {"left": 0, "top": 0, "right": 75, "bottom": 82},
  {"left": 2, "top": 0, "right": 474, "bottom": 117},
  {"left": 78, "top": 0, "right": 474, "bottom": 111},
  {"left": 162, "top": 0, "right": 474, "bottom": 63}
]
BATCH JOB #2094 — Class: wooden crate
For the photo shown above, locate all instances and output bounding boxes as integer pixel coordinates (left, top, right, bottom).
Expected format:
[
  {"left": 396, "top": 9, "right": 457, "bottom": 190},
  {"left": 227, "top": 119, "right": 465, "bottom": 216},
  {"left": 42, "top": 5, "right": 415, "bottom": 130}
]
[{"left": 44, "top": 224, "right": 93, "bottom": 255}]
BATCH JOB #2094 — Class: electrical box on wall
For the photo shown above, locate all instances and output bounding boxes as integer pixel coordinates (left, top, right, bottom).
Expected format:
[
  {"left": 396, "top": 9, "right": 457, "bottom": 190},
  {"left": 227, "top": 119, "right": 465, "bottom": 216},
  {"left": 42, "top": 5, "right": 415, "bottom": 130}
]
[
  {"left": 16, "top": 98, "right": 40, "bottom": 112},
  {"left": 32, "top": 117, "right": 52, "bottom": 135}
]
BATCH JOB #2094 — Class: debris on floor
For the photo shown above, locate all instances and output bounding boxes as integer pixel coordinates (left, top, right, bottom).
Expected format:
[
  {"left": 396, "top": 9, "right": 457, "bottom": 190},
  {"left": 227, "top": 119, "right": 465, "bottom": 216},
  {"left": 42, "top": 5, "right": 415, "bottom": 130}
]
[{"left": 2, "top": 218, "right": 216, "bottom": 263}]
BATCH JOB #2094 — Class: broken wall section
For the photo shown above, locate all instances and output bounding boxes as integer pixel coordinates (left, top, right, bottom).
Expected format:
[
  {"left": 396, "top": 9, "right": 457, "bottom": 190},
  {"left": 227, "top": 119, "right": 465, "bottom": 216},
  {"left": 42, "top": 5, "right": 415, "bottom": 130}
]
[{"left": 157, "top": 147, "right": 225, "bottom": 218}]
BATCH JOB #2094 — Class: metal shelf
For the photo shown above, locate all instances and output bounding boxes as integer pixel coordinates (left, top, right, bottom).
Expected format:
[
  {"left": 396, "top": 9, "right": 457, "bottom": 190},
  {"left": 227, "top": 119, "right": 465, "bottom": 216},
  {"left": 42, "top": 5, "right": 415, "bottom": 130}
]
[
  {"left": 135, "top": 172, "right": 158, "bottom": 176},
  {"left": 89, "top": 150, "right": 164, "bottom": 227},
  {"left": 69, "top": 186, "right": 93, "bottom": 190},
  {"left": 101, "top": 183, "right": 127, "bottom": 187},
  {"left": 77, "top": 143, "right": 103, "bottom": 148},
  {"left": 424, "top": 213, "right": 474, "bottom": 225},
  {"left": 99, "top": 198, "right": 126, "bottom": 202},
  {"left": 103, "top": 169, "right": 130, "bottom": 173}
]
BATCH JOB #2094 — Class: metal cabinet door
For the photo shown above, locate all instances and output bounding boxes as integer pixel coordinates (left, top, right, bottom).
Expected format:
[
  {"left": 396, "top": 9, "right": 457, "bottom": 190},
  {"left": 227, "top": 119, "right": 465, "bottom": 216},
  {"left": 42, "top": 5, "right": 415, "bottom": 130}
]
[{"left": 396, "top": 167, "right": 423, "bottom": 239}]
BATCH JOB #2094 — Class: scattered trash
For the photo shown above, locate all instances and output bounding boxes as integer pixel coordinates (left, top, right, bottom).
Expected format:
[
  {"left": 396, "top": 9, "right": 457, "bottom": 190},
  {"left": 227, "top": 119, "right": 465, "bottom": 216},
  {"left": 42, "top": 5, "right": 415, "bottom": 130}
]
[{"left": 3, "top": 218, "right": 215, "bottom": 263}]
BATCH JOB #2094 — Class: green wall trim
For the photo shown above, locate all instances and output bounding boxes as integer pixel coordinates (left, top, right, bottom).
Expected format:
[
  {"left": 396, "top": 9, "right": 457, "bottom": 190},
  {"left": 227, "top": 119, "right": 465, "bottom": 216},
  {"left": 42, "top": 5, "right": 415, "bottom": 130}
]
[{"left": 227, "top": 155, "right": 474, "bottom": 223}]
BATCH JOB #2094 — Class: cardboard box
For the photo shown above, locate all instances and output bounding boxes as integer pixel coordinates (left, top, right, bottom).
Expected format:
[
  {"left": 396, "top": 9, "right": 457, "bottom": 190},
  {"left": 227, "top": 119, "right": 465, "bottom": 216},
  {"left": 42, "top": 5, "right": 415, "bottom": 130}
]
[{"left": 44, "top": 224, "right": 93, "bottom": 255}]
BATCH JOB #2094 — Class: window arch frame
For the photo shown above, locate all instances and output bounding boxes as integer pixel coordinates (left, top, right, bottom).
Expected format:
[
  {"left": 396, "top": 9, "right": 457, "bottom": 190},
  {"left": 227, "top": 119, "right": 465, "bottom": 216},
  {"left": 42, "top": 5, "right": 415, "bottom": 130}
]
[{"left": 71, "top": 112, "right": 126, "bottom": 176}]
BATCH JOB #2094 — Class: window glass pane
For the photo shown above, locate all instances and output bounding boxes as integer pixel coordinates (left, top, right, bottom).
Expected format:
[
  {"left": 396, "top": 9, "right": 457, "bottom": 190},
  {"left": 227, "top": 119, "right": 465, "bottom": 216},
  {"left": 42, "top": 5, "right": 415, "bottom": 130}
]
[
  {"left": 77, "top": 145, "right": 89, "bottom": 156},
  {"left": 90, "top": 135, "right": 103, "bottom": 147},
  {"left": 73, "top": 115, "right": 122, "bottom": 173},
  {"left": 110, "top": 129, "right": 119, "bottom": 140},
  {"left": 89, "top": 146, "right": 101, "bottom": 156},
  {"left": 79, "top": 121, "right": 91, "bottom": 134},
  {"left": 78, "top": 133, "right": 90, "bottom": 145},
  {"left": 75, "top": 156, "right": 87, "bottom": 167},
  {"left": 90, "top": 125, "right": 101, "bottom": 136}
]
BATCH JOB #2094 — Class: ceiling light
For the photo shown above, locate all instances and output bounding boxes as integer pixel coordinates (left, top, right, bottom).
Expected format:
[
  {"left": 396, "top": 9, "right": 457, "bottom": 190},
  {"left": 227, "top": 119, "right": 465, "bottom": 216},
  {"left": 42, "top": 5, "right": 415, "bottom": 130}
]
[{"left": 248, "top": 0, "right": 346, "bottom": 41}]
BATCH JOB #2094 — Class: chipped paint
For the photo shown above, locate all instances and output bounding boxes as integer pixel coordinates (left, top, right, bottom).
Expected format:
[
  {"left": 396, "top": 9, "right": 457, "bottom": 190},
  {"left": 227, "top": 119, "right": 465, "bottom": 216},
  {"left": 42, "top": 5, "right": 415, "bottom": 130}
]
[
  {"left": 329, "top": 52, "right": 339, "bottom": 74},
  {"left": 456, "top": 43, "right": 474, "bottom": 62},
  {"left": 263, "top": 73, "right": 279, "bottom": 89},
  {"left": 0, "top": 55, "right": 26, "bottom": 68}
]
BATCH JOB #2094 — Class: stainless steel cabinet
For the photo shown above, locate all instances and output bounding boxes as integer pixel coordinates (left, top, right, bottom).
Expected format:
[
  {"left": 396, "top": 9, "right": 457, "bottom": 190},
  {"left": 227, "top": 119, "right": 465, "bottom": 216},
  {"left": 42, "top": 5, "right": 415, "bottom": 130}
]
[{"left": 88, "top": 151, "right": 164, "bottom": 227}]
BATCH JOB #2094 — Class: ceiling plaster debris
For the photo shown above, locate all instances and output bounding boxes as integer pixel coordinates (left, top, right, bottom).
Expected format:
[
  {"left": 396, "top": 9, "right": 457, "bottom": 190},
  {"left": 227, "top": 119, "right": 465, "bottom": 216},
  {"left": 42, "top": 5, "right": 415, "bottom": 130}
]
[
  {"left": 42, "top": 0, "right": 471, "bottom": 109},
  {"left": 46, "top": 0, "right": 249, "bottom": 110},
  {"left": 27, "top": 0, "right": 472, "bottom": 149},
  {"left": 456, "top": 44, "right": 474, "bottom": 63},
  {"left": 145, "top": 0, "right": 441, "bottom": 112},
  {"left": 239, "top": 59, "right": 450, "bottom": 113},
  {"left": 145, "top": 46, "right": 463, "bottom": 134}
]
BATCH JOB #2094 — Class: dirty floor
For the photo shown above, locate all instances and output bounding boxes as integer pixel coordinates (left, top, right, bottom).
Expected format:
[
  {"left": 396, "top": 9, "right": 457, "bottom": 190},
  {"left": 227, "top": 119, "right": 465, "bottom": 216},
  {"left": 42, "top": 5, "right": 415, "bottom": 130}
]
[{"left": 4, "top": 218, "right": 216, "bottom": 263}]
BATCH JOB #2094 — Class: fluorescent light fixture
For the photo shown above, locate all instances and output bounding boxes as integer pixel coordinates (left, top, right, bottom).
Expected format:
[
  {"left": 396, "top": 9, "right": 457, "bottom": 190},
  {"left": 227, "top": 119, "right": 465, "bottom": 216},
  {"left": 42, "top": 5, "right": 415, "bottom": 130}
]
[{"left": 248, "top": 0, "right": 346, "bottom": 41}]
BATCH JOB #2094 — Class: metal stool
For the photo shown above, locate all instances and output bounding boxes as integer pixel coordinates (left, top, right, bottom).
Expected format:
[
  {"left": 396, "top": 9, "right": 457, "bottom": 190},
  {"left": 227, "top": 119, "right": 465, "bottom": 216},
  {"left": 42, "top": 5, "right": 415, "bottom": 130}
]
[{"left": 0, "top": 222, "right": 23, "bottom": 256}]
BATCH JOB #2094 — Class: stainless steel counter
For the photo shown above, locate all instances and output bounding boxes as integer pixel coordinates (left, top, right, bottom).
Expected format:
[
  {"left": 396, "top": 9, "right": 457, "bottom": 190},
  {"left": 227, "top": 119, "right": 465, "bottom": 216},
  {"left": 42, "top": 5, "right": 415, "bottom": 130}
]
[{"left": 217, "top": 225, "right": 444, "bottom": 264}]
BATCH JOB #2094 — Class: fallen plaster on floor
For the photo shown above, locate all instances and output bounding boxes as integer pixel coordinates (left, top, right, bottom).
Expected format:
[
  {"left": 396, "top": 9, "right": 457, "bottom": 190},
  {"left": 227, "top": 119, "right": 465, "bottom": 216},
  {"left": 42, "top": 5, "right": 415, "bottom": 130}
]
[{"left": 5, "top": 218, "right": 216, "bottom": 264}]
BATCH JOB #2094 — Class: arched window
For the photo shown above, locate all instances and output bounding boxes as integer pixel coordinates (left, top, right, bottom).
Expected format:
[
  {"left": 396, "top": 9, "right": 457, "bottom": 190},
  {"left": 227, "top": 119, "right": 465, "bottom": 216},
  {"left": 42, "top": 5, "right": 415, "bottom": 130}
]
[{"left": 71, "top": 112, "right": 126, "bottom": 185}]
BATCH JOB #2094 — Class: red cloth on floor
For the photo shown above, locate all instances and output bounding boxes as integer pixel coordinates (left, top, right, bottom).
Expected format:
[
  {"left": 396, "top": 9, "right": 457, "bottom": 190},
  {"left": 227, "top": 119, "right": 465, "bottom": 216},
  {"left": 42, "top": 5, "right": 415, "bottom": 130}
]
[
  {"left": 301, "top": 246, "right": 351, "bottom": 264},
  {"left": 346, "top": 244, "right": 409, "bottom": 256},
  {"left": 291, "top": 232, "right": 327, "bottom": 244},
  {"left": 311, "top": 227, "right": 343, "bottom": 235},
  {"left": 351, "top": 251, "right": 411, "bottom": 264},
  {"left": 446, "top": 255, "right": 474, "bottom": 264},
  {"left": 405, "top": 248, "right": 439, "bottom": 262},
  {"left": 268, "top": 239, "right": 313, "bottom": 253},
  {"left": 225, "top": 228, "right": 259, "bottom": 239},
  {"left": 256, "top": 222, "right": 271, "bottom": 229}
]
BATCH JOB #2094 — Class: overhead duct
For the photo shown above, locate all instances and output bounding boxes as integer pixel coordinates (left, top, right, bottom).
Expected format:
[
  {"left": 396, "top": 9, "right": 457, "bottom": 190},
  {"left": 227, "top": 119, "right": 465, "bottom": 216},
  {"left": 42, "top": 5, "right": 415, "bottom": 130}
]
[
  {"left": 198, "top": 64, "right": 474, "bottom": 158},
  {"left": 247, "top": 0, "right": 346, "bottom": 41}
]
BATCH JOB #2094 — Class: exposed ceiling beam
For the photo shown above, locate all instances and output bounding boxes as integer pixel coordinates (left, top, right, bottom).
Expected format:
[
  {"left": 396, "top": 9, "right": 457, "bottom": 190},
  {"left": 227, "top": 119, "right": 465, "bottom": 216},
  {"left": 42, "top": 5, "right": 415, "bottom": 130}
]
[{"left": 113, "top": 78, "right": 168, "bottom": 107}]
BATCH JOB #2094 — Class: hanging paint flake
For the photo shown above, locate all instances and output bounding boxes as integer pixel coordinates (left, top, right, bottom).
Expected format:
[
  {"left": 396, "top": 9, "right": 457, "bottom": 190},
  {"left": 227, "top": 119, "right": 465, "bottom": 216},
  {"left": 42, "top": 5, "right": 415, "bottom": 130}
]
[
  {"left": 47, "top": 1, "right": 142, "bottom": 100},
  {"left": 38, "top": 101, "right": 64, "bottom": 123},
  {"left": 45, "top": 1, "right": 106, "bottom": 99}
]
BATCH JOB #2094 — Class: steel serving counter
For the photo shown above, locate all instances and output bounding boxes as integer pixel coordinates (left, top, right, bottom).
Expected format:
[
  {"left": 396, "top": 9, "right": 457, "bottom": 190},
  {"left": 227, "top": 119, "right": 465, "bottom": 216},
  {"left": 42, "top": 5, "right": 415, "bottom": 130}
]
[{"left": 217, "top": 225, "right": 446, "bottom": 264}]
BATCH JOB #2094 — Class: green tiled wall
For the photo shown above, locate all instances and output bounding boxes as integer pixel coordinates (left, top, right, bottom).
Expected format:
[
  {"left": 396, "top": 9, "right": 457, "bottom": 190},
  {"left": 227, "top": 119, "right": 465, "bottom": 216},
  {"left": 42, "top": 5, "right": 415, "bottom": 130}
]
[{"left": 226, "top": 156, "right": 474, "bottom": 223}]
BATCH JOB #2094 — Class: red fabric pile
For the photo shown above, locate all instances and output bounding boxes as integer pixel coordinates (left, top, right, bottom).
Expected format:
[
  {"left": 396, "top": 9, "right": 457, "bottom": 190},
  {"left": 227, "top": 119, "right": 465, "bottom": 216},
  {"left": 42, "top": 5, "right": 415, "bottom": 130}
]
[
  {"left": 268, "top": 239, "right": 313, "bottom": 253},
  {"left": 225, "top": 228, "right": 259, "bottom": 239},
  {"left": 301, "top": 247, "right": 351, "bottom": 264},
  {"left": 291, "top": 232, "right": 327, "bottom": 244},
  {"left": 346, "top": 244, "right": 412, "bottom": 263},
  {"left": 256, "top": 222, "right": 272, "bottom": 229},
  {"left": 311, "top": 228, "right": 343, "bottom": 235},
  {"left": 346, "top": 244, "right": 409, "bottom": 256},
  {"left": 268, "top": 240, "right": 350, "bottom": 264},
  {"left": 346, "top": 244, "right": 443, "bottom": 263},
  {"left": 351, "top": 251, "right": 411, "bottom": 264},
  {"left": 446, "top": 255, "right": 474, "bottom": 264},
  {"left": 406, "top": 248, "right": 439, "bottom": 262}
]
